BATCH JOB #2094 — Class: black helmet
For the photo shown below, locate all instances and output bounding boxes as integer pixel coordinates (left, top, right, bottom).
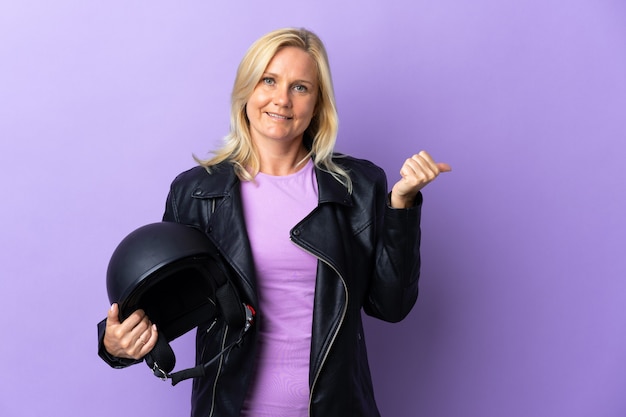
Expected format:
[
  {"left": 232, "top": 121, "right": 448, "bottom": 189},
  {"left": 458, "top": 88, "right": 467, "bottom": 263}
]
[{"left": 106, "top": 222, "right": 254, "bottom": 385}]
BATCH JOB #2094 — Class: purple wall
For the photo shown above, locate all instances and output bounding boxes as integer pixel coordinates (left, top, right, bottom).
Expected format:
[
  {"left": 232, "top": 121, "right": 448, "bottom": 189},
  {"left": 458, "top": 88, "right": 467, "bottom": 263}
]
[{"left": 1, "top": 1, "right": 625, "bottom": 416}]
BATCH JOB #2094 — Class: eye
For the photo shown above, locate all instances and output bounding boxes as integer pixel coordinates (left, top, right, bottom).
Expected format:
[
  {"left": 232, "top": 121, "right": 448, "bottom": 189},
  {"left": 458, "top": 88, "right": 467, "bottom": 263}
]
[
  {"left": 293, "top": 84, "right": 308, "bottom": 93},
  {"left": 262, "top": 77, "right": 275, "bottom": 86}
]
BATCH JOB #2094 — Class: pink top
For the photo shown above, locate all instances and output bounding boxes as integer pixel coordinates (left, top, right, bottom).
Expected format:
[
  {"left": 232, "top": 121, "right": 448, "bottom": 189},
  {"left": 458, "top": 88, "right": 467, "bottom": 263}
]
[{"left": 239, "top": 159, "right": 318, "bottom": 417}]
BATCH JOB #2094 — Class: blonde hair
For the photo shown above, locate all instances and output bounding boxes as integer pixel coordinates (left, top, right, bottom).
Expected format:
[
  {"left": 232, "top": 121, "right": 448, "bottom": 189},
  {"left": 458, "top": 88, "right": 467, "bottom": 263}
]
[{"left": 196, "top": 27, "right": 351, "bottom": 191}]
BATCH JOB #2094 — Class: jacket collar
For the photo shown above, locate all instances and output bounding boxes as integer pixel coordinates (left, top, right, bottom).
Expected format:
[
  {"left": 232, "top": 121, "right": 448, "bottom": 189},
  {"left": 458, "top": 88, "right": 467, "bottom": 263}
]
[
  {"left": 315, "top": 166, "right": 353, "bottom": 207},
  {"left": 190, "top": 163, "right": 239, "bottom": 199},
  {"left": 192, "top": 159, "right": 353, "bottom": 207}
]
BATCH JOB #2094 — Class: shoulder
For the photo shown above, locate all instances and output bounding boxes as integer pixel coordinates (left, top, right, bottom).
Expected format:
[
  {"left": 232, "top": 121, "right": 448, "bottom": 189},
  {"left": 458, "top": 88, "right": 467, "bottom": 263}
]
[
  {"left": 332, "top": 153, "right": 387, "bottom": 187},
  {"left": 169, "top": 162, "right": 237, "bottom": 197},
  {"left": 163, "top": 162, "right": 238, "bottom": 223},
  {"left": 171, "top": 165, "right": 210, "bottom": 185}
]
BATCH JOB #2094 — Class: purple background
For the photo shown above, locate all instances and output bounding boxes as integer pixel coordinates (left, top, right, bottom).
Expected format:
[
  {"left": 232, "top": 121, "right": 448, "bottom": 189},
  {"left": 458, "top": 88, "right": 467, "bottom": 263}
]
[{"left": 1, "top": 1, "right": 625, "bottom": 416}]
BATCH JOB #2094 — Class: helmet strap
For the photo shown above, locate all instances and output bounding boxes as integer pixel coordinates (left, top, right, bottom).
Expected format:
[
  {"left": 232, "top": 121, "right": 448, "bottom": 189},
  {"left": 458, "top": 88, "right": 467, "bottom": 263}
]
[{"left": 144, "top": 302, "right": 256, "bottom": 386}]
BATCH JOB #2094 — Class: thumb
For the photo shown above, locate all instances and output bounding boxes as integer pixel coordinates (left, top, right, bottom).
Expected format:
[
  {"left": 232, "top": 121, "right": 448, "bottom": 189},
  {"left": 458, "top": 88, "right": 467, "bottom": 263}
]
[
  {"left": 437, "top": 162, "right": 452, "bottom": 173},
  {"left": 106, "top": 303, "right": 121, "bottom": 326}
]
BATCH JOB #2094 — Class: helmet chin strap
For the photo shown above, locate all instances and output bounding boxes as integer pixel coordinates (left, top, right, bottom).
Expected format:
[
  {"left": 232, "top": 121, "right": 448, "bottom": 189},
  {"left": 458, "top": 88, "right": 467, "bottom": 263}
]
[
  {"left": 144, "top": 303, "right": 255, "bottom": 386},
  {"left": 145, "top": 333, "right": 176, "bottom": 380}
]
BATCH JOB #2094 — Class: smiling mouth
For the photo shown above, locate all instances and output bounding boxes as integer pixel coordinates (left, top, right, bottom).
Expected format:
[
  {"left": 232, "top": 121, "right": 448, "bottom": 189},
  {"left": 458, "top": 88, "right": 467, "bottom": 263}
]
[{"left": 266, "top": 112, "right": 292, "bottom": 120}]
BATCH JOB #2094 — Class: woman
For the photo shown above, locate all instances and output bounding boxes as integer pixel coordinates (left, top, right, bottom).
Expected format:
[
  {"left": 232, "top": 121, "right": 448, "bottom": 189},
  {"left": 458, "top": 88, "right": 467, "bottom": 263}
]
[{"left": 99, "top": 27, "right": 451, "bottom": 417}]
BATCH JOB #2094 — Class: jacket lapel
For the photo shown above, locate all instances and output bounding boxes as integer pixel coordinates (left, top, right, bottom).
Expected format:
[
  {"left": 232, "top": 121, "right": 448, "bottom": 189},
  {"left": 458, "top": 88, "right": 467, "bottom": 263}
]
[{"left": 193, "top": 164, "right": 258, "bottom": 306}]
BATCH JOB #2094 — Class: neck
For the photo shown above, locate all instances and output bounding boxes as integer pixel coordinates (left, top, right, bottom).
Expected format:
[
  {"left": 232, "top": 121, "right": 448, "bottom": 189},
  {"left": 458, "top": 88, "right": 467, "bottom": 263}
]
[{"left": 256, "top": 139, "right": 310, "bottom": 176}]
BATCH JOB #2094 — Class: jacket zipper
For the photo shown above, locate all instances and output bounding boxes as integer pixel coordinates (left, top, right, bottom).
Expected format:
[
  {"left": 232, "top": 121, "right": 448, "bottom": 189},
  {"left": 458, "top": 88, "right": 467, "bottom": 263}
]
[
  {"left": 209, "top": 326, "right": 230, "bottom": 417},
  {"left": 199, "top": 318, "right": 218, "bottom": 361},
  {"left": 292, "top": 240, "right": 349, "bottom": 417}
]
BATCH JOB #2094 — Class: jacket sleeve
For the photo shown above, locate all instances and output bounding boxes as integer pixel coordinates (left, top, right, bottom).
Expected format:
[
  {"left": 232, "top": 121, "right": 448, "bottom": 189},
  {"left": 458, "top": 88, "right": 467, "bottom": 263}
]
[
  {"left": 363, "top": 185, "right": 422, "bottom": 323},
  {"left": 163, "top": 181, "right": 180, "bottom": 223}
]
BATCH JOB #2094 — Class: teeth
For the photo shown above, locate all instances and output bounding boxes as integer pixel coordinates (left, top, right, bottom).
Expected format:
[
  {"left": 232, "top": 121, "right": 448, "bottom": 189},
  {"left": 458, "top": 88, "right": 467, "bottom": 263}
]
[{"left": 268, "top": 112, "right": 288, "bottom": 119}]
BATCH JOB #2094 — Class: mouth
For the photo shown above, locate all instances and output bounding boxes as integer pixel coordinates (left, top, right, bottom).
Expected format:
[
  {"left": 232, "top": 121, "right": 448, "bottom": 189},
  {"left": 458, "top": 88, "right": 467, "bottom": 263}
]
[{"left": 266, "top": 112, "right": 292, "bottom": 120}]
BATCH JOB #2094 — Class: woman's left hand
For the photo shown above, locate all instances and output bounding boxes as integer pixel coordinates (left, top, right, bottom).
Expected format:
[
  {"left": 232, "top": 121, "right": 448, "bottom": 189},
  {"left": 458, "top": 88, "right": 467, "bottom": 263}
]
[{"left": 390, "top": 150, "right": 451, "bottom": 208}]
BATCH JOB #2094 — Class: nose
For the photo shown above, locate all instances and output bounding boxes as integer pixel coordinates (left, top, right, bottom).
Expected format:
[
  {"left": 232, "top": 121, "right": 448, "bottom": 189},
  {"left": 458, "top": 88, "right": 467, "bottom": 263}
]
[{"left": 272, "top": 85, "right": 291, "bottom": 107}]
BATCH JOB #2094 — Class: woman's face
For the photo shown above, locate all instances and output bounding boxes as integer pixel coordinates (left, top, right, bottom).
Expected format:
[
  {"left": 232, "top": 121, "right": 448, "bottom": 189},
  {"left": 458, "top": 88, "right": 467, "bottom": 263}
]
[{"left": 246, "top": 46, "right": 318, "bottom": 148}]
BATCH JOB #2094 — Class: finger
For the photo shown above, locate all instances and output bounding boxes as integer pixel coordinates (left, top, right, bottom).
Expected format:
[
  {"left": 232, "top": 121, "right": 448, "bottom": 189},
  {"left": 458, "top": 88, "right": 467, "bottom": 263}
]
[
  {"left": 405, "top": 154, "right": 437, "bottom": 180},
  {"left": 416, "top": 150, "right": 436, "bottom": 166},
  {"left": 132, "top": 329, "right": 149, "bottom": 352},
  {"left": 106, "top": 303, "right": 121, "bottom": 326},
  {"left": 135, "top": 332, "right": 149, "bottom": 349},
  {"left": 416, "top": 150, "right": 447, "bottom": 174},
  {"left": 400, "top": 162, "right": 426, "bottom": 185},
  {"left": 413, "top": 151, "right": 452, "bottom": 175},
  {"left": 139, "top": 324, "right": 159, "bottom": 356},
  {"left": 416, "top": 150, "right": 451, "bottom": 173},
  {"left": 119, "top": 309, "right": 149, "bottom": 332},
  {"left": 437, "top": 162, "right": 452, "bottom": 172},
  {"left": 127, "top": 312, "right": 153, "bottom": 341},
  {"left": 133, "top": 324, "right": 157, "bottom": 358}
]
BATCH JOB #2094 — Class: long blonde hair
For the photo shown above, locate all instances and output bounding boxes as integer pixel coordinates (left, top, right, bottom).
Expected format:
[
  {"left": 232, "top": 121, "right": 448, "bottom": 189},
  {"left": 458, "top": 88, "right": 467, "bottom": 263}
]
[{"left": 196, "top": 28, "right": 351, "bottom": 191}]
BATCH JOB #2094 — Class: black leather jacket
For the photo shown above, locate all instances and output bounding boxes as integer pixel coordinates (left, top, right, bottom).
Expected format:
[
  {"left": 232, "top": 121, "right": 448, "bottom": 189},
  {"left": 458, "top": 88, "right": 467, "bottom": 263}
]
[{"left": 99, "top": 155, "right": 422, "bottom": 417}]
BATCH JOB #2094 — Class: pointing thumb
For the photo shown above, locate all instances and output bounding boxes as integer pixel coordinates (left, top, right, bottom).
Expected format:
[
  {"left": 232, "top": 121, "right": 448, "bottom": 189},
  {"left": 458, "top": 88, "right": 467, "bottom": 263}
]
[{"left": 437, "top": 162, "right": 452, "bottom": 173}]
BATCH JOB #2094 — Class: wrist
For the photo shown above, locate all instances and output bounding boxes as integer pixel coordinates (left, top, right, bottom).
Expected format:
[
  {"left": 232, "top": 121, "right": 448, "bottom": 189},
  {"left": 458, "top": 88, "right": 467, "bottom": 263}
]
[{"left": 389, "top": 192, "right": 415, "bottom": 209}]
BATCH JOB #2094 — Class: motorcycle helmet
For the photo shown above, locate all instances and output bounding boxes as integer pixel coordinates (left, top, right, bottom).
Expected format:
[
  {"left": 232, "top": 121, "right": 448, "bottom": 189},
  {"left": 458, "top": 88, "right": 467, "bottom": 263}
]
[{"left": 106, "top": 222, "right": 254, "bottom": 385}]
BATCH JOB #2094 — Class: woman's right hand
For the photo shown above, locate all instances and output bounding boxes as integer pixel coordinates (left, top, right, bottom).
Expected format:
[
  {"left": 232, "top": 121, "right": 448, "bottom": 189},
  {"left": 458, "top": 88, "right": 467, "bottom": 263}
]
[{"left": 103, "top": 303, "right": 158, "bottom": 360}]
